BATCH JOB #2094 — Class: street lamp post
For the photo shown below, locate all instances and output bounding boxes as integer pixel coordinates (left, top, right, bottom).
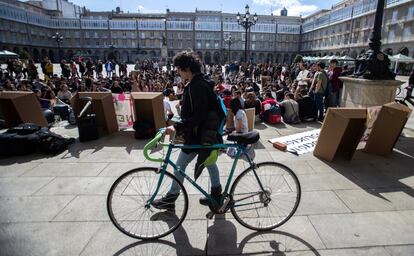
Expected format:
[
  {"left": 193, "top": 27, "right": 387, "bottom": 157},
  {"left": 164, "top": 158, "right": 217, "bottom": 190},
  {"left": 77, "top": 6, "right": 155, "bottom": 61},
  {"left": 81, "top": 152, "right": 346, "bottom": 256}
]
[
  {"left": 224, "top": 34, "right": 233, "bottom": 63},
  {"left": 237, "top": 5, "right": 257, "bottom": 63},
  {"left": 353, "top": 0, "right": 395, "bottom": 80},
  {"left": 52, "top": 32, "right": 64, "bottom": 61}
]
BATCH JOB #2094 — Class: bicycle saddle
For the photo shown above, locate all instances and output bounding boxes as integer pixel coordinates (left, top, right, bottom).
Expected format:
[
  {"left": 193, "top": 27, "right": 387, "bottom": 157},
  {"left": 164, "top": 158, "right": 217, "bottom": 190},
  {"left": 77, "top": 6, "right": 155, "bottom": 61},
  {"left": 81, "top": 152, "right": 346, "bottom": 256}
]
[{"left": 227, "top": 130, "right": 260, "bottom": 144}]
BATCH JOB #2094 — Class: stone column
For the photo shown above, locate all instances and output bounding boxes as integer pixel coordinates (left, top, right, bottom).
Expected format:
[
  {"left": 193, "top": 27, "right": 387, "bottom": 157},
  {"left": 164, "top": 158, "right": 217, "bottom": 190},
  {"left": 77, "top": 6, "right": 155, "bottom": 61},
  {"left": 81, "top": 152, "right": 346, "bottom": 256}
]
[{"left": 340, "top": 77, "right": 404, "bottom": 108}]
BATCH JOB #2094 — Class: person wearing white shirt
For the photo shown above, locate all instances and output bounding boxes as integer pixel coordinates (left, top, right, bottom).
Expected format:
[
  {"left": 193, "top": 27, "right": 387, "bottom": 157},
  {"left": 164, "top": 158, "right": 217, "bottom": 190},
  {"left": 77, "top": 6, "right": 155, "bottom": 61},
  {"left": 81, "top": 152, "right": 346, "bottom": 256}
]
[
  {"left": 296, "top": 62, "right": 310, "bottom": 87},
  {"left": 230, "top": 98, "right": 248, "bottom": 134}
]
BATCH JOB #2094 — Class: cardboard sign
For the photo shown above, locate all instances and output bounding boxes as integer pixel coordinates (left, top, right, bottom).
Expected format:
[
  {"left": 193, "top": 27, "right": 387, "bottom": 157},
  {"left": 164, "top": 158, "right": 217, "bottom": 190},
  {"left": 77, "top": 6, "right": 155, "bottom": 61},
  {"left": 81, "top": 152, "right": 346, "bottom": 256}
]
[
  {"left": 0, "top": 91, "right": 48, "bottom": 127},
  {"left": 112, "top": 93, "right": 134, "bottom": 129},
  {"left": 314, "top": 108, "right": 366, "bottom": 161},
  {"left": 131, "top": 92, "right": 165, "bottom": 131},
  {"left": 365, "top": 102, "right": 412, "bottom": 155},
  {"left": 71, "top": 92, "right": 119, "bottom": 135},
  {"left": 269, "top": 129, "right": 320, "bottom": 155}
]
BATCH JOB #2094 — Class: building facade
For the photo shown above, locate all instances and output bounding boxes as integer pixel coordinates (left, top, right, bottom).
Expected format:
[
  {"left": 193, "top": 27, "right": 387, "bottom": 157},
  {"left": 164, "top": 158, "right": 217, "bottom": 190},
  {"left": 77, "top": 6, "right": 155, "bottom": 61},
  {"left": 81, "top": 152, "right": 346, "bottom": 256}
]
[
  {"left": 301, "top": 0, "right": 414, "bottom": 58},
  {"left": 0, "top": 0, "right": 413, "bottom": 64}
]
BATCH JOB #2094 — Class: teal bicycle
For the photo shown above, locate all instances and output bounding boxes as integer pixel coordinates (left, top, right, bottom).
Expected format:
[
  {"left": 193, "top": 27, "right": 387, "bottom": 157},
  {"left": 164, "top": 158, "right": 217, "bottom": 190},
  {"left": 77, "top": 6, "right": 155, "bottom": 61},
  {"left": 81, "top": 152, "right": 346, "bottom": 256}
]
[{"left": 107, "top": 129, "right": 301, "bottom": 240}]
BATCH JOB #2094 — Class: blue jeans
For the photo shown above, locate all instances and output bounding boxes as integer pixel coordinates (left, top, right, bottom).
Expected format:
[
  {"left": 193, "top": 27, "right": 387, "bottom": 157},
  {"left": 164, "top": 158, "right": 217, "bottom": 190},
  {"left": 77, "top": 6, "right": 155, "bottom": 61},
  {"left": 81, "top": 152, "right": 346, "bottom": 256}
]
[
  {"left": 169, "top": 150, "right": 221, "bottom": 194},
  {"left": 314, "top": 92, "right": 324, "bottom": 120}
]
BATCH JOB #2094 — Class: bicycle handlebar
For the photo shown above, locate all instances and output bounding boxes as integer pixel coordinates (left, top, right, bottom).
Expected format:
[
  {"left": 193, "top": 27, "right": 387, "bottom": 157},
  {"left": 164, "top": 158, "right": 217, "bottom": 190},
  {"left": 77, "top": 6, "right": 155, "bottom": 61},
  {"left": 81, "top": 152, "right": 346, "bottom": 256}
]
[{"left": 143, "top": 129, "right": 165, "bottom": 163}]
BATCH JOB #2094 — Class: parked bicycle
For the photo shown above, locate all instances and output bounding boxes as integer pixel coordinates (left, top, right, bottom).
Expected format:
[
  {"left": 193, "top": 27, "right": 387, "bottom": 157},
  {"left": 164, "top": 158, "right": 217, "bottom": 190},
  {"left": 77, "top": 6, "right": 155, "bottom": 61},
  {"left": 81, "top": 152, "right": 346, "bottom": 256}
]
[{"left": 107, "top": 129, "right": 301, "bottom": 240}]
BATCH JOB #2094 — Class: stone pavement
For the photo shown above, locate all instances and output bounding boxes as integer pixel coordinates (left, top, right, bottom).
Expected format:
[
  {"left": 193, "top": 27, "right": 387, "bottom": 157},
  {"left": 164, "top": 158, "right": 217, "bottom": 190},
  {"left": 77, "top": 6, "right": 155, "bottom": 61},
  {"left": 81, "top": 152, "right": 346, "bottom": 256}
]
[{"left": 1, "top": 111, "right": 414, "bottom": 256}]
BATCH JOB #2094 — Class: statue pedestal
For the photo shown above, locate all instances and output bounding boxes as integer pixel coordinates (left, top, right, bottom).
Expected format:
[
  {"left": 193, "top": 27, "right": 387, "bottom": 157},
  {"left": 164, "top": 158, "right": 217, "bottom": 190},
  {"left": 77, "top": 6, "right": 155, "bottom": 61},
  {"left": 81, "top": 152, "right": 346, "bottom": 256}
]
[
  {"left": 161, "top": 46, "right": 168, "bottom": 59},
  {"left": 340, "top": 77, "right": 404, "bottom": 108}
]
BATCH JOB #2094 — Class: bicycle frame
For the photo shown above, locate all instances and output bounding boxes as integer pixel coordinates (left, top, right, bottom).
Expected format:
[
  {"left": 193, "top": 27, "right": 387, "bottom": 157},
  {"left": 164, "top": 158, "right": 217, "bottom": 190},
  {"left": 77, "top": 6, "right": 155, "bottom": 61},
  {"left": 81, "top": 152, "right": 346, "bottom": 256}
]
[{"left": 144, "top": 139, "right": 265, "bottom": 209}]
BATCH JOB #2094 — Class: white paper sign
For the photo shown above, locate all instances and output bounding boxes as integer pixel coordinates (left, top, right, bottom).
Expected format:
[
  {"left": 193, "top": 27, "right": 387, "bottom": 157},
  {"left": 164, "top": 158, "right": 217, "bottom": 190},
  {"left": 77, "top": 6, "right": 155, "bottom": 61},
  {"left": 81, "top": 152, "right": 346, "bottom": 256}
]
[{"left": 269, "top": 129, "right": 320, "bottom": 155}]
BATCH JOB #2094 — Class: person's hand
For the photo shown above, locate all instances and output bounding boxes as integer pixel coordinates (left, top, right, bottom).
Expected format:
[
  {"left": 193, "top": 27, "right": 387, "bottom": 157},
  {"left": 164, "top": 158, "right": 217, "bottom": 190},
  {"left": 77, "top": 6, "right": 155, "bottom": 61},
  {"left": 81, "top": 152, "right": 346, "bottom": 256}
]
[{"left": 165, "top": 125, "right": 175, "bottom": 135}]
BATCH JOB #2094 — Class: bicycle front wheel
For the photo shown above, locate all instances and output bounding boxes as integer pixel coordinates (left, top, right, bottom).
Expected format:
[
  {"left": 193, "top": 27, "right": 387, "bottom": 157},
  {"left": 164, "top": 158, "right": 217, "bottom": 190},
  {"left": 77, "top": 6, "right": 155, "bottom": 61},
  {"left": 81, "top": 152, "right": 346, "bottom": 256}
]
[
  {"left": 230, "top": 162, "right": 301, "bottom": 231},
  {"left": 107, "top": 167, "right": 188, "bottom": 240}
]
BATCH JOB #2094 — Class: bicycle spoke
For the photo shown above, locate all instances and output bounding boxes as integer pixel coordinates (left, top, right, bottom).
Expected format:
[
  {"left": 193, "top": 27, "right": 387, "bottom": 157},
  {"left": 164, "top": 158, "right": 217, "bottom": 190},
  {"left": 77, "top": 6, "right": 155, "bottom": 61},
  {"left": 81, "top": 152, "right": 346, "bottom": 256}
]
[
  {"left": 230, "top": 162, "right": 301, "bottom": 231},
  {"left": 107, "top": 168, "right": 188, "bottom": 239}
]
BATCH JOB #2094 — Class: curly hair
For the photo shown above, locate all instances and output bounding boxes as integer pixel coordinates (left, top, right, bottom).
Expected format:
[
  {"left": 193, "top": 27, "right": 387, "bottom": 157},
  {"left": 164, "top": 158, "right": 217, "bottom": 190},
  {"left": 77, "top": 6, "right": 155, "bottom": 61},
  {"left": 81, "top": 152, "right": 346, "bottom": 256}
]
[{"left": 173, "top": 50, "right": 202, "bottom": 74}]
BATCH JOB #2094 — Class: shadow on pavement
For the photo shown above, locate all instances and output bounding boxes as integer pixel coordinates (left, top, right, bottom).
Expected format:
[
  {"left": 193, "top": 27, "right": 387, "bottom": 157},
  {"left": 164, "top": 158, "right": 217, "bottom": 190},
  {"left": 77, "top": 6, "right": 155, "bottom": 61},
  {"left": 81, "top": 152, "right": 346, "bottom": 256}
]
[
  {"left": 322, "top": 136, "right": 414, "bottom": 200},
  {"left": 113, "top": 213, "right": 321, "bottom": 255}
]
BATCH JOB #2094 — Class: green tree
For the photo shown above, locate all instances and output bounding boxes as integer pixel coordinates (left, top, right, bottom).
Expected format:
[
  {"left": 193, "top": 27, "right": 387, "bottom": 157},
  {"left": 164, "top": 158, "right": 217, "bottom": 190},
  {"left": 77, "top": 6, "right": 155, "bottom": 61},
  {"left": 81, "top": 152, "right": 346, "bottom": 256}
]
[
  {"left": 19, "top": 49, "right": 30, "bottom": 60},
  {"left": 293, "top": 54, "right": 303, "bottom": 63}
]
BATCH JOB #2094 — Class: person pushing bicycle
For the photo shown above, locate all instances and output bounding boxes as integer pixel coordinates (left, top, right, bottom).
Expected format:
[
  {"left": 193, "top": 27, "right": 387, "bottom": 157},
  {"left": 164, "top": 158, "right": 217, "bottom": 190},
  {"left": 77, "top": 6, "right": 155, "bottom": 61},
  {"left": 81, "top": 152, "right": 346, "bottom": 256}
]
[{"left": 151, "top": 50, "right": 223, "bottom": 210}]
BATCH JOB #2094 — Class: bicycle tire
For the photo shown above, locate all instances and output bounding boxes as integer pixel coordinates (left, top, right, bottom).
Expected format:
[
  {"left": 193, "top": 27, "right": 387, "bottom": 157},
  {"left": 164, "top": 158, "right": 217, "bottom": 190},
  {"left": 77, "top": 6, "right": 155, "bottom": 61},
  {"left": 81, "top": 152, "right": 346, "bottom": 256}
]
[
  {"left": 230, "top": 162, "right": 301, "bottom": 231},
  {"left": 107, "top": 167, "right": 188, "bottom": 240}
]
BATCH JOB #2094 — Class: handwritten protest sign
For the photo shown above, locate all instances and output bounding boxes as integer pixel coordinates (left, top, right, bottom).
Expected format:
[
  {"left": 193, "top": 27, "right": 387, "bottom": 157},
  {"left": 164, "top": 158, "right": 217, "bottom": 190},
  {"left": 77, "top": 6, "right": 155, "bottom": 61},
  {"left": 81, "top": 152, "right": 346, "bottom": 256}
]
[{"left": 269, "top": 129, "right": 320, "bottom": 155}]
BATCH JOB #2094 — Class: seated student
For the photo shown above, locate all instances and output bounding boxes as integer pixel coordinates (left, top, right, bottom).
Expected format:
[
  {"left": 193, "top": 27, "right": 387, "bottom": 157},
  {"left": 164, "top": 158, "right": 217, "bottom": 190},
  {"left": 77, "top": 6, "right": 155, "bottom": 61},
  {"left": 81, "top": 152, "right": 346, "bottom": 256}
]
[
  {"left": 244, "top": 92, "right": 261, "bottom": 119},
  {"left": 222, "top": 89, "right": 232, "bottom": 108},
  {"left": 163, "top": 88, "right": 174, "bottom": 125},
  {"left": 279, "top": 92, "right": 300, "bottom": 124},
  {"left": 260, "top": 91, "right": 278, "bottom": 116},
  {"left": 297, "top": 89, "right": 317, "bottom": 122},
  {"left": 57, "top": 83, "right": 72, "bottom": 104},
  {"left": 230, "top": 98, "right": 248, "bottom": 134}
]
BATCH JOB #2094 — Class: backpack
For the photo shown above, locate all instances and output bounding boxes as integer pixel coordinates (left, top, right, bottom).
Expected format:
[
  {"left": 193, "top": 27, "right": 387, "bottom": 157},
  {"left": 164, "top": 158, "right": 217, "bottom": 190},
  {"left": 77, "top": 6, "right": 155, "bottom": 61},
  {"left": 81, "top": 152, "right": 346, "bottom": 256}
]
[
  {"left": 202, "top": 76, "right": 227, "bottom": 136},
  {"left": 216, "top": 94, "right": 227, "bottom": 135},
  {"left": 133, "top": 121, "right": 155, "bottom": 140},
  {"left": 265, "top": 105, "right": 282, "bottom": 124}
]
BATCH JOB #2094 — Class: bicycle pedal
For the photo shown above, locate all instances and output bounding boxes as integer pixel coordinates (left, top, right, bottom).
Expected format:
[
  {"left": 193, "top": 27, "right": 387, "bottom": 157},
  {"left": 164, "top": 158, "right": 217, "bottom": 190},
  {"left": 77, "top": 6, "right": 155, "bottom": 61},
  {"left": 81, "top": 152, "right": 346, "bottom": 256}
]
[{"left": 206, "top": 211, "right": 215, "bottom": 219}]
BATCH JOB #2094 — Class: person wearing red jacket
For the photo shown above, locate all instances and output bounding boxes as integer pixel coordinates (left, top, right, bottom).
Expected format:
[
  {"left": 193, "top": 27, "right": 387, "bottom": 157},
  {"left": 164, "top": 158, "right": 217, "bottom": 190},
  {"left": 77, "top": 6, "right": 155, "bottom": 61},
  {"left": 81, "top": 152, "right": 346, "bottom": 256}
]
[
  {"left": 260, "top": 91, "right": 278, "bottom": 115},
  {"left": 328, "top": 59, "right": 343, "bottom": 107}
]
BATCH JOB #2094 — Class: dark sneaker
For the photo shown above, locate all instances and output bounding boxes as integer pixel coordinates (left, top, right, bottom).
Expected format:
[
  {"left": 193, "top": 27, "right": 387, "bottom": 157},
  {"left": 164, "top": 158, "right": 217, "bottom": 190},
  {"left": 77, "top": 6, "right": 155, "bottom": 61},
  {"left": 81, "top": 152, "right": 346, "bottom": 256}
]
[
  {"left": 151, "top": 193, "right": 179, "bottom": 210},
  {"left": 200, "top": 186, "right": 222, "bottom": 206}
]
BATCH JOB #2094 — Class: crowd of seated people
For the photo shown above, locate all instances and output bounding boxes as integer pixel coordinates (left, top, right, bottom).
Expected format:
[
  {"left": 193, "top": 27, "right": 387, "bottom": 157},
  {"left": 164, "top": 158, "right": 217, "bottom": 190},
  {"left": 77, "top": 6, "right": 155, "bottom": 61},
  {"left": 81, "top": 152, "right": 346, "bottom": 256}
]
[{"left": 0, "top": 54, "right": 354, "bottom": 128}]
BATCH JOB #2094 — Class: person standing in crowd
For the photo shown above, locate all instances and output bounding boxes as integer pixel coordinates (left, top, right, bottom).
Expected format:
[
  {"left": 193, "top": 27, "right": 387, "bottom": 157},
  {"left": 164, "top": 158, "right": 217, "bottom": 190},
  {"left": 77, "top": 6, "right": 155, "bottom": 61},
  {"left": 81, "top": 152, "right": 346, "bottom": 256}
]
[
  {"left": 95, "top": 60, "right": 103, "bottom": 78},
  {"left": 78, "top": 60, "right": 86, "bottom": 77},
  {"left": 44, "top": 59, "right": 53, "bottom": 82},
  {"left": 295, "top": 62, "right": 309, "bottom": 87},
  {"left": 311, "top": 62, "right": 328, "bottom": 122},
  {"left": 105, "top": 60, "right": 113, "bottom": 78},
  {"left": 27, "top": 59, "right": 38, "bottom": 80},
  {"left": 328, "top": 59, "right": 343, "bottom": 107},
  {"left": 85, "top": 58, "right": 94, "bottom": 77},
  {"left": 70, "top": 61, "right": 79, "bottom": 78}
]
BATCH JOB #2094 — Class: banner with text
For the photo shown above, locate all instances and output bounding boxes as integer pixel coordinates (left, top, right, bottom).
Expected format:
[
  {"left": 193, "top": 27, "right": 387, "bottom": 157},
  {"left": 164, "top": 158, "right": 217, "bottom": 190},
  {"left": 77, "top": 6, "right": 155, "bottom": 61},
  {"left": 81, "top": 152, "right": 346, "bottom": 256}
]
[{"left": 269, "top": 129, "right": 320, "bottom": 155}]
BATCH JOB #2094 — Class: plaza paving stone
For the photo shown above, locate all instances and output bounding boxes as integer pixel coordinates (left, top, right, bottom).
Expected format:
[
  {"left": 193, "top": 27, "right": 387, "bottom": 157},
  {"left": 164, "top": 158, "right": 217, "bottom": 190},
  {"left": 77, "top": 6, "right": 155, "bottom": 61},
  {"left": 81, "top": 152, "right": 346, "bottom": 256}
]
[{"left": 0, "top": 105, "right": 413, "bottom": 255}]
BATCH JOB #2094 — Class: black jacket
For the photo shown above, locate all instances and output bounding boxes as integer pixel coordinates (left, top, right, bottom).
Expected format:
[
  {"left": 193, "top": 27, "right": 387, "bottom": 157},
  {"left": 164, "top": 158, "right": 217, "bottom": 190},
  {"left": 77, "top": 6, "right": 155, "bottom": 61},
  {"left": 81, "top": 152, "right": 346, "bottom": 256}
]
[{"left": 175, "top": 73, "right": 219, "bottom": 146}]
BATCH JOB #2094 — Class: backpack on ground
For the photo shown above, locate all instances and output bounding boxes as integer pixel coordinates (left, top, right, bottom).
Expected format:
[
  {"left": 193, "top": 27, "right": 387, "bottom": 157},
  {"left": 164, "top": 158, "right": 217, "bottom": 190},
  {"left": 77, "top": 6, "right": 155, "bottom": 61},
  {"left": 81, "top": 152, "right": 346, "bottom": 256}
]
[
  {"left": 133, "top": 121, "right": 155, "bottom": 140},
  {"left": 0, "top": 123, "right": 75, "bottom": 156},
  {"left": 264, "top": 105, "right": 282, "bottom": 124}
]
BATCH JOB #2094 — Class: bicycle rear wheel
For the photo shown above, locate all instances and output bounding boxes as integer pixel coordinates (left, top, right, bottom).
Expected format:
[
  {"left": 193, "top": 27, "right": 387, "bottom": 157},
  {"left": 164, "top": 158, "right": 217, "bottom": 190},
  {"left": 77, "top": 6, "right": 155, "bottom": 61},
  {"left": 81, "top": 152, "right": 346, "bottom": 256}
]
[
  {"left": 230, "top": 162, "right": 301, "bottom": 231},
  {"left": 107, "top": 167, "right": 188, "bottom": 240}
]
